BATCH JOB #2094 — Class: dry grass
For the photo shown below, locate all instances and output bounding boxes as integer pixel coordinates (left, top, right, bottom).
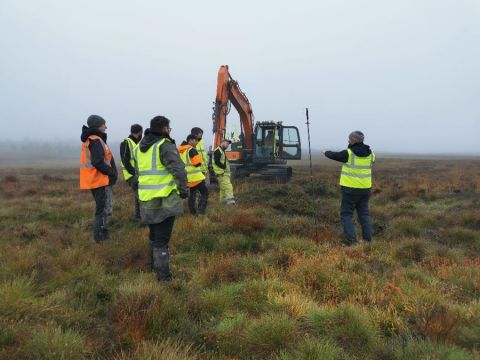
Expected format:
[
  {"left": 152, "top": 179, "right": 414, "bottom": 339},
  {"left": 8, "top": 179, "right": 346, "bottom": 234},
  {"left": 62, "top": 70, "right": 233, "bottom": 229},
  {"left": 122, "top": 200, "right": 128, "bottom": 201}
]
[{"left": 0, "top": 158, "right": 479, "bottom": 359}]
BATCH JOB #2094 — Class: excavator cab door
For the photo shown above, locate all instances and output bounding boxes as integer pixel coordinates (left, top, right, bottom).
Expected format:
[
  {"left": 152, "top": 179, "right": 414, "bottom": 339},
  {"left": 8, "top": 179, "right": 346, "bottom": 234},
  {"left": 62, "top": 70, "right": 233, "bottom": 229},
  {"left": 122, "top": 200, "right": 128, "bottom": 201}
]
[
  {"left": 278, "top": 126, "right": 301, "bottom": 160},
  {"left": 254, "top": 123, "right": 301, "bottom": 160}
]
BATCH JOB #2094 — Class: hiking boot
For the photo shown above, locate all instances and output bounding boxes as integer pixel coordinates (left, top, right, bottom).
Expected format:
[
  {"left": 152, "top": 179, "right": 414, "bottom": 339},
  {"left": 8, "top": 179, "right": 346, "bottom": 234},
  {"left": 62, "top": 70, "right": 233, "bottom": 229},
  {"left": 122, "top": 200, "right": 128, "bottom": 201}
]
[{"left": 152, "top": 247, "right": 172, "bottom": 281}]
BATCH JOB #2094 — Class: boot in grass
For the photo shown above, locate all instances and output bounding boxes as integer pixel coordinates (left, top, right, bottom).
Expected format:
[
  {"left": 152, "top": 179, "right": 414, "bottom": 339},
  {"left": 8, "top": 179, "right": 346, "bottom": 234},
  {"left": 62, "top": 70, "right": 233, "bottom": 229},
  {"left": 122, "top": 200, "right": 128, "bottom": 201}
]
[{"left": 152, "top": 247, "right": 172, "bottom": 281}]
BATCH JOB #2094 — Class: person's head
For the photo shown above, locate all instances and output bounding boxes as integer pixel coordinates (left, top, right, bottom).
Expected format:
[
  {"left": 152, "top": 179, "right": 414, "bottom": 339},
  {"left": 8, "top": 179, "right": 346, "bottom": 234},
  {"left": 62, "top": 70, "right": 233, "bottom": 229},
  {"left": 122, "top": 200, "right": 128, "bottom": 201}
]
[
  {"left": 87, "top": 115, "right": 107, "bottom": 133},
  {"left": 191, "top": 127, "right": 204, "bottom": 140},
  {"left": 348, "top": 131, "right": 365, "bottom": 145},
  {"left": 221, "top": 139, "right": 232, "bottom": 149},
  {"left": 150, "top": 116, "right": 171, "bottom": 135},
  {"left": 130, "top": 124, "right": 143, "bottom": 140},
  {"left": 186, "top": 134, "right": 198, "bottom": 147}
]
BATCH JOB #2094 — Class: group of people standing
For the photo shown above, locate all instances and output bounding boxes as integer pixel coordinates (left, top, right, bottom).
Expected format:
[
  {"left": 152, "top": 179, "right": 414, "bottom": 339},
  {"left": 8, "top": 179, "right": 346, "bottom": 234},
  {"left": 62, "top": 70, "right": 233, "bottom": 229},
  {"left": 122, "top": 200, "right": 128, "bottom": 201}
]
[
  {"left": 80, "top": 115, "right": 236, "bottom": 281},
  {"left": 80, "top": 114, "right": 376, "bottom": 281}
]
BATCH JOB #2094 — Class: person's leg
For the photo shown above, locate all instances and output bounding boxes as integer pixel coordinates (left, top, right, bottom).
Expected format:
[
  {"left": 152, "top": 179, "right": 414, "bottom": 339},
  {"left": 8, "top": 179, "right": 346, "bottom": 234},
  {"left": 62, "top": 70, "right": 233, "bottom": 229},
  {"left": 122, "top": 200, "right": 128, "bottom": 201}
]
[
  {"left": 356, "top": 191, "right": 373, "bottom": 242},
  {"left": 188, "top": 185, "right": 198, "bottom": 215},
  {"left": 223, "top": 176, "right": 235, "bottom": 204},
  {"left": 198, "top": 181, "right": 209, "bottom": 215},
  {"left": 91, "top": 187, "right": 106, "bottom": 242},
  {"left": 150, "top": 216, "right": 176, "bottom": 281},
  {"left": 129, "top": 178, "right": 141, "bottom": 222},
  {"left": 102, "top": 185, "right": 113, "bottom": 239},
  {"left": 217, "top": 175, "right": 226, "bottom": 202},
  {"left": 340, "top": 190, "right": 357, "bottom": 245}
]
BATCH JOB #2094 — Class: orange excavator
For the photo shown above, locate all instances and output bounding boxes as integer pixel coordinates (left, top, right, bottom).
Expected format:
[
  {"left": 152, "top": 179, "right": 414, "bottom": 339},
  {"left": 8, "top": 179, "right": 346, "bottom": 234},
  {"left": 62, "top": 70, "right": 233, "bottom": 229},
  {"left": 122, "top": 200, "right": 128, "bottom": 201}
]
[{"left": 210, "top": 65, "right": 301, "bottom": 180}]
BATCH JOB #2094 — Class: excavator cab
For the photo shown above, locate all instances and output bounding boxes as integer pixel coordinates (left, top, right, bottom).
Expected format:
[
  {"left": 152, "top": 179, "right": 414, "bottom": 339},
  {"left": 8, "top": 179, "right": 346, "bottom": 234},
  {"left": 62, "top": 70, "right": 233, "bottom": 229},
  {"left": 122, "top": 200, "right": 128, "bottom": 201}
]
[{"left": 253, "top": 122, "right": 301, "bottom": 161}]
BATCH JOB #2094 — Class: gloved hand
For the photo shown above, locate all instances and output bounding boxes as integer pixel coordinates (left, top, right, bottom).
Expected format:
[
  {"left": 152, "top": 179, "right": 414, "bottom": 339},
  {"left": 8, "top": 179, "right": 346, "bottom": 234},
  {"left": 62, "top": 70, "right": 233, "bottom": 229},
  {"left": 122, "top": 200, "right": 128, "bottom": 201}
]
[{"left": 180, "top": 188, "right": 189, "bottom": 199}]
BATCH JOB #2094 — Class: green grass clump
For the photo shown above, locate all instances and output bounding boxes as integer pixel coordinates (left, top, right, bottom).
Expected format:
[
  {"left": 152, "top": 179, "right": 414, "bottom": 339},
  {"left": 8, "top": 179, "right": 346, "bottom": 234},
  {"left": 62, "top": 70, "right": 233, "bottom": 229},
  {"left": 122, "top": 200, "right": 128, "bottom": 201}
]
[
  {"left": 395, "top": 238, "right": 433, "bottom": 264},
  {"left": 21, "top": 326, "right": 89, "bottom": 360},
  {"left": 244, "top": 313, "right": 299, "bottom": 356},
  {"left": 305, "top": 304, "right": 379, "bottom": 356},
  {"left": 114, "top": 339, "right": 196, "bottom": 360},
  {"left": 394, "top": 339, "right": 477, "bottom": 360},
  {"left": 275, "top": 337, "right": 350, "bottom": 360}
]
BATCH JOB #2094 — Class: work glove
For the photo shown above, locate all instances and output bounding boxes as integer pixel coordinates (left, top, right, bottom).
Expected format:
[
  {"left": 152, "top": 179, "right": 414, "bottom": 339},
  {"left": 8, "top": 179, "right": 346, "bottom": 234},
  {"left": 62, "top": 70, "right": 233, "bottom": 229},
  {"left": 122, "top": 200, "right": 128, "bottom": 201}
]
[{"left": 180, "top": 188, "right": 189, "bottom": 199}]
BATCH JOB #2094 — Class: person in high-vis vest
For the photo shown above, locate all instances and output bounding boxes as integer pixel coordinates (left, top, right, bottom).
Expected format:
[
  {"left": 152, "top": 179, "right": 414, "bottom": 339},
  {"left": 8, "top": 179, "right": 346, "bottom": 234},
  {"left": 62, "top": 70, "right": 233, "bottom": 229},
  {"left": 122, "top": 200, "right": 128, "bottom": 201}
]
[
  {"left": 120, "top": 123, "right": 143, "bottom": 222},
  {"left": 178, "top": 134, "right": 209, "bottom": 215},
  {"left": 191, "top": 127, "right": 209, "bottom": 177},
  {"left": 133, "top": 116, "right": 188, "bottom": 281},
  {"left": 80, "top": 115, "right": 118, "bottom": 242},
  {"left": 213, "top": 139, "right": 235, "bottom": 205},
  {"left": 324, "top": 131, "right": 375, "bottom": 246}
]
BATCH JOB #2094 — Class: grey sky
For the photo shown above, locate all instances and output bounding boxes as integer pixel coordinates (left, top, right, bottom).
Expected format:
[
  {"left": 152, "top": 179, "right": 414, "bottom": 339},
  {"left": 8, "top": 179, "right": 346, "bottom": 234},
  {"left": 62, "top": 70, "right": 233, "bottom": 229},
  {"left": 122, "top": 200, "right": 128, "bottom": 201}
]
[{"left": 1, "top": 0, "right": 479, "bottom": 154}]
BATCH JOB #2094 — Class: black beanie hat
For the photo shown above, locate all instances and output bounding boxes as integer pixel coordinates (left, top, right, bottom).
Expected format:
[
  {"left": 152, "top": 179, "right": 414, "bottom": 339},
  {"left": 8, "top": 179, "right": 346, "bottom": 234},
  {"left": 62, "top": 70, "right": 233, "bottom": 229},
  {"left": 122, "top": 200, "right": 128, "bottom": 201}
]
[{"left": 87, "top": 115, "right": 106, "bottom": 129}]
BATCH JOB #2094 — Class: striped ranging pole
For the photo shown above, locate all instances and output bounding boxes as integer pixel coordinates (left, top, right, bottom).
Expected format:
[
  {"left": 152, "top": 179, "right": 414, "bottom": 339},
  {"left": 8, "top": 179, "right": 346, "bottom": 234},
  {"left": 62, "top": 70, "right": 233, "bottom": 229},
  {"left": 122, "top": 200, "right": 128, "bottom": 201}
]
[{"left": 305, "top": 108, "right": 317, "bottom": 229}]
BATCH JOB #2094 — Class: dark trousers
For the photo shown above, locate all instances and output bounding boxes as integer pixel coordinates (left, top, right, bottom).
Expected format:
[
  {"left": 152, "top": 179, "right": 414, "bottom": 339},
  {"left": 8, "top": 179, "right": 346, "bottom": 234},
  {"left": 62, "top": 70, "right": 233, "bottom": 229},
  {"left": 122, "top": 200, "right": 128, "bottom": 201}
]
[
  {"left": 149, "top": 216, "right": 176, "bottom": 249},
  {"left": 188, "top": 180, "right": 209, "bottom": 215},
  {"left": 127, "top": 177, "right": 141, "bottom": 221},
  {"left": 340, "top": 187, "right": 372, "bottom": 244},
  {"left": 90, "top": 185, "right": 113, "bottom": 241}
]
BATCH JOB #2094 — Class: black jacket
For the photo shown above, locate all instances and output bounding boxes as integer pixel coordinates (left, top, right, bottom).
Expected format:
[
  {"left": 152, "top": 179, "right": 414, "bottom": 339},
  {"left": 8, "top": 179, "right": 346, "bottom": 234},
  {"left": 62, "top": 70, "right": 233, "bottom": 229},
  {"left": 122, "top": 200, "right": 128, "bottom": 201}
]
[
  {"left": 120, "top": 135, "right": 140, "bottom": 177},
  {"left": 81, "top": 126, "right": 117, "bottom": 186},
  {"left": 324, "top": 142, "right": 372, "bottom": 163},
  {"left": 138, "top": 129, "right": 188, "bottom": 193}
]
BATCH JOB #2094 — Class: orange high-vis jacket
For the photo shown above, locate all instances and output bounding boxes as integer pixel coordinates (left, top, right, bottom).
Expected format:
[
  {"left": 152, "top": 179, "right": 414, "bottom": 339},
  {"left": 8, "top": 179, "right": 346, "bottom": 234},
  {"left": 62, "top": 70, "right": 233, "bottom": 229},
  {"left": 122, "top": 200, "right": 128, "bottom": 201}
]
[{"left": 80, "top": 135, "right": 112, "bottom": 189}]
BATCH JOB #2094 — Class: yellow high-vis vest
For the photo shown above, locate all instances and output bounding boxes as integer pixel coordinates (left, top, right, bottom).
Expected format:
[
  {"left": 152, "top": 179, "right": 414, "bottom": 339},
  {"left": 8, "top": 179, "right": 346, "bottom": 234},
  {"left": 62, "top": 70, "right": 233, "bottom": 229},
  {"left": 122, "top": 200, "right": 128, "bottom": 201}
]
[
  {"left": 133, "top": 139, "right": 178, "bottom": 201},
  {"left": 196, "top": 138, "right": 208, "bottom": 174},
  {"left": 121, "top": 137, "right": 137, "bottom": 181},
  {"left": 213, "top": 146, "right": 230, "bottom": 176},
  {"left": 180, "top": 146, "right": 206, "bottom": 185},
  {"left": 339, "top": 149, "right": 375, "bottom": 189}
]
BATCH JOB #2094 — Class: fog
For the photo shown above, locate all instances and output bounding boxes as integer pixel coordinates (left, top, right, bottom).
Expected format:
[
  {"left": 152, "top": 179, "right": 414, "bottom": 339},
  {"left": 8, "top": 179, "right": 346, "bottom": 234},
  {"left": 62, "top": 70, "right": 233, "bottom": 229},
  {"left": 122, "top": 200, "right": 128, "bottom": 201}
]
[{"left": 1, "top": 0, "right": 479, "bottom": 155}]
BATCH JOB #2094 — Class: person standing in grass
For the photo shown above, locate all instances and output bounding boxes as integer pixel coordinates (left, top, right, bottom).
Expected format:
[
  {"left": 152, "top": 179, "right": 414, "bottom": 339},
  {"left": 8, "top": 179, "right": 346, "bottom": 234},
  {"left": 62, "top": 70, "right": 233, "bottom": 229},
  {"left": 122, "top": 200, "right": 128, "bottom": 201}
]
[
  {"left": 213, "top": 139, "right": 236, "bottom": 205},
  {"left": 120, "top": 124, "right": 143, "bottom": 223},
  {"left": 323, "top": 131, "right": 375, "bottom": 246},
  {"left": 178, "top": 135, "right": 209, "bottom": 216},
  {"left": 80, "top": 115, "right": 118, "bottom": 242},
  {"left": 133, "top": 116, "right": 189, "bottom": 281},
  {"left": 191, "top": 127, "right": 209, "bottom": 178}
]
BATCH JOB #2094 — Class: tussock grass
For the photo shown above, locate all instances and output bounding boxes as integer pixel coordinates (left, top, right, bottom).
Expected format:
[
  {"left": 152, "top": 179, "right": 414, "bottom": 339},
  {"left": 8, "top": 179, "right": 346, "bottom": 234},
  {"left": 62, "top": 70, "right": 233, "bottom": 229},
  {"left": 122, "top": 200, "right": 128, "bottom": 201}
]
[
  {"left": 113, "top": 339, "right": 197, "bottom": 360},
  {"left": 1, "top": 160, "right": 479, "bottom": 358},
  {"left": 21, "top": 325, "right": 90, "bottom": 360},
  {"left": 305, "top": 304, "right": 379, "bottom": 356}
]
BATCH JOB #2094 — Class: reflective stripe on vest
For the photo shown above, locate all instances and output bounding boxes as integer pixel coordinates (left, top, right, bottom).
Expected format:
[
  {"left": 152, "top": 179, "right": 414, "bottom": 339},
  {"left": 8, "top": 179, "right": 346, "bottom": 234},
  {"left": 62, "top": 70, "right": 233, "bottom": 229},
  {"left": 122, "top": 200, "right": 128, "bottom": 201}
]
[
  {"left": 213, "top": 146, "right": 230, "bottom": 175},
  {"left": 121, "top": 137, "right": 137, "bottom": 181},
  {"left": 133, "top": 138, "right": 178, "bottom": 201},
  {"left": 80, "top": 135, "right": 112, "bottom": 189},
  {"left": 180, "top": 146, "right": 206, "bottom": 184},
  {"left": 339, "top": 149, "right": 375, "bottom": 189}
]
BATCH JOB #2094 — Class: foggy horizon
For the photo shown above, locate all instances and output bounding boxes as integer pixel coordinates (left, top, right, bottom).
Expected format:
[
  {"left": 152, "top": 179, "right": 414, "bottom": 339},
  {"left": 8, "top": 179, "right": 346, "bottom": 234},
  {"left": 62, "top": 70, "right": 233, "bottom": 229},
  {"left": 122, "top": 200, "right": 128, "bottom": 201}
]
[{"left": 1, "top": 1, "right": 479, "bottom": 155}]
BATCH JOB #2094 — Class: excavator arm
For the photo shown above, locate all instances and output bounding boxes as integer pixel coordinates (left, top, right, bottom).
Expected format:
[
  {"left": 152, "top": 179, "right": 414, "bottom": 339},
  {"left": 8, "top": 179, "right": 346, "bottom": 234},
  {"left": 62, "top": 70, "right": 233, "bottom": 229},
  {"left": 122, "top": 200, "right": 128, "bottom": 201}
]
[{"left": 212, "top": 65, "right": 254, "bottom": 160}]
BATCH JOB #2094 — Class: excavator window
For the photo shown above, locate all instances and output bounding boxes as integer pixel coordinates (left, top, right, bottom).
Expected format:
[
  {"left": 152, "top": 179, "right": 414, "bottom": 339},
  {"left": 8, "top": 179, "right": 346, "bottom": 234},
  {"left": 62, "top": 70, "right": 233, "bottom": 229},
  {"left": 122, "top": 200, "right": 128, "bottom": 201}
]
[{"left": 279, "top": 127, "right": 301, "bottom": 159}]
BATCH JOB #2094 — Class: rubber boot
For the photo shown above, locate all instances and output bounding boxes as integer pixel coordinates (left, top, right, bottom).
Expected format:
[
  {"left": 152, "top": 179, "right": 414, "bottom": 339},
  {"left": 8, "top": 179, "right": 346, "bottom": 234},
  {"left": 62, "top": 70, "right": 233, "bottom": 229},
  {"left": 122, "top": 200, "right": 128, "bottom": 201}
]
[{"left": 152, "top": 247, "right": 172, "bottom": 281}]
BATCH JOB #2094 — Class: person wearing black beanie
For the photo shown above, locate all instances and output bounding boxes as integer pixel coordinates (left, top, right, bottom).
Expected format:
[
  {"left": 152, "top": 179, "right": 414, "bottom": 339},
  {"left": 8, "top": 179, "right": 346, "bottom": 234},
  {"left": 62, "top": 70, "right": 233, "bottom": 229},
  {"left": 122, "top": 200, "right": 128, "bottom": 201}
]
[
  {"left": 80, "top": 115, "right": 118, "bottom": 242},
  {"left": 120, "top": 123, "right": 143, "bottom": 222}
]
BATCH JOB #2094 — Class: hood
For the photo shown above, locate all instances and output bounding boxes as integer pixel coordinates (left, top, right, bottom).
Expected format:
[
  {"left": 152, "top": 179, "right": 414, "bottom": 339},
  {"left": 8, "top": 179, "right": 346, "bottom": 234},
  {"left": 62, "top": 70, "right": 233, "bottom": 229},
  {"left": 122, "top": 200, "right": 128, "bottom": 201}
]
[
  {"left": 81, "top": 125, "right": 107, "bottom": 142},
  {"left": 178, "top": 143, "right": 191, "bottom": 154},
  {"left": 129, "top": 134, "right": 141, "bottom": 144},
  {"left": 348, "top": 142, "right": 371, "bottom": 157},
  {"left": 139, "top": 128, "right": 175, "bottom": 152}
]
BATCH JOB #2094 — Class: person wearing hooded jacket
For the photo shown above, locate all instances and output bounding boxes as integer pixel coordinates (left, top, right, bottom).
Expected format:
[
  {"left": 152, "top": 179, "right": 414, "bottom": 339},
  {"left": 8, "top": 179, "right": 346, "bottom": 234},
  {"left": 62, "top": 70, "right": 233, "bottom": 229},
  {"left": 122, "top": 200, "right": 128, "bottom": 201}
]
[
  {"left": 120, "top": 123, "right": 143, "bottom": 222},
  {"left": 133, "top": 115, "right": 188, "bottom": 281},
  {"left": 80, "top": 115, "right": 118, "bottom": 242},
  {"left": 178, "top": 134, "right": 209, "bottom": 215},
  {"left": 324, "top": 131, "right": 375, "bottom": 246}
]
